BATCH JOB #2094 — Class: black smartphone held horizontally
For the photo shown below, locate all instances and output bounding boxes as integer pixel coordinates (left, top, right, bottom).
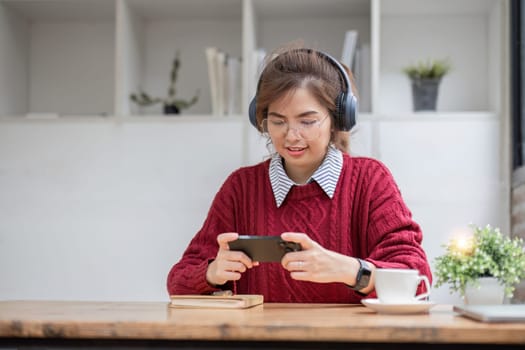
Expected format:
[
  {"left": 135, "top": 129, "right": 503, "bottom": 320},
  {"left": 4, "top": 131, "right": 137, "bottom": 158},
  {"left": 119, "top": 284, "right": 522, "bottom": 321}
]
[{"left": 228, "top": 235, "right": 302, "bottom": 262}]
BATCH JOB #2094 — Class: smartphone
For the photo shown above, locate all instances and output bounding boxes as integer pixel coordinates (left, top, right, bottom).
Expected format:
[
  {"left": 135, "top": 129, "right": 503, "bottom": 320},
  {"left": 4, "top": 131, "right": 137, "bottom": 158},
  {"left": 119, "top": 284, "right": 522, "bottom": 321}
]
[{"left": 227, "top": 235, "right": 302, "bottom": 262}]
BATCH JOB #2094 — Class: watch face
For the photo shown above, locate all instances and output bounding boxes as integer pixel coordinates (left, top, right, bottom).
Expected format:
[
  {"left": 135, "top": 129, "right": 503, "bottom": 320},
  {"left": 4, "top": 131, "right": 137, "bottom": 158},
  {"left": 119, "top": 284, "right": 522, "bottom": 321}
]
[{"left": 358, "top": 274, "right": 371, "bottom": 289}]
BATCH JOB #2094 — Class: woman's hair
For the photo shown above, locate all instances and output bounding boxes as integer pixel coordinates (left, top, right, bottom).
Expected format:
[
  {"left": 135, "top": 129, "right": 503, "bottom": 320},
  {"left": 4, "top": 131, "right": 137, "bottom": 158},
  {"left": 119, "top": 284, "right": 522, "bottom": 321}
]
[{"left": 254, "top": 44, "right": 357, "bottom": 153}]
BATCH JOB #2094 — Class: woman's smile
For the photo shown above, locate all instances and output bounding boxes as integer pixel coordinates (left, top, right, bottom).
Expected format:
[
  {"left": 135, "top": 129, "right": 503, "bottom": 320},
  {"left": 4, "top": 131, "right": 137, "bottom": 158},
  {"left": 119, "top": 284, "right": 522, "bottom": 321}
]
[{"left": 286, "top": 146, "right": 307, "bottom": 157}]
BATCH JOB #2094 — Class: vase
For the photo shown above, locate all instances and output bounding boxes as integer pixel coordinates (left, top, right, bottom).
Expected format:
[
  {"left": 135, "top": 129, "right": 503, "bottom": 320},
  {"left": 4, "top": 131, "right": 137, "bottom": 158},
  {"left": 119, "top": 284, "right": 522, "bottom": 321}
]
[
  {"left": 163, "top": 104, "right": 180, "bottom": 115},
  {"left": 463, "top": 277, "right": 505, "bottom": 305},
  {"left": 410, "top": 78, "right": 441, "bottom": 111}
]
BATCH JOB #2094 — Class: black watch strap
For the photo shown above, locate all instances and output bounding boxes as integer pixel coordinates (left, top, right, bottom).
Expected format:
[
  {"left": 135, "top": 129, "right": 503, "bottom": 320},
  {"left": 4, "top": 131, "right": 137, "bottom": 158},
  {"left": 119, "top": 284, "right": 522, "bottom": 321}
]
[{"left": 348, "top": 258, "right": 372, "bottom": 292}]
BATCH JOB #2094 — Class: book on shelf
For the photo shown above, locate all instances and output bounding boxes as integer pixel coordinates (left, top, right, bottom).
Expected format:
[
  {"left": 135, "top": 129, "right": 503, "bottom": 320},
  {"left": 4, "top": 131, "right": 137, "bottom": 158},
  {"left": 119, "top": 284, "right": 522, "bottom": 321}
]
[
  {"left": 354, "top": 43, "right": 370, "bottom": 112},
  {"left": 340, "top": 30, "right": 371, "bottom": 112},
  {"left": 169, "top": 294, "right": 263, "bottom": 309},
  {"left": 205, "top": 47, "right": 220, "bottom": 116},
  {"left": 251, "top": 48, "right": 267, "bottom": 97},
  {"left": 215, "top": 50, "right": 226, "bottom": 116},
  {"left": 225, "top": 55, "right": 242, "bottom": 116},
  {"left": 341, "top": 30, "right": 359, "bottom": 73},
  {"left": 205, "top": 47, "right": 242, "bottom": 116}
]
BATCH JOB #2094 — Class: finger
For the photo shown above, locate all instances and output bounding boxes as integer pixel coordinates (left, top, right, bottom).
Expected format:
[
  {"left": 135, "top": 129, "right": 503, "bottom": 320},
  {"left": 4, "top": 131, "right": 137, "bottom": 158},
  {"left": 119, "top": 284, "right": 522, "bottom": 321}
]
[
  {"left": 218, "top": 270, "right": 242, "bottom": 281},
  {"left": 281, "top": 232, "right": 313, "bottom": 250},
  {"left": 280, "top": 249, "right": 305, "bottom": 267},
  {"left": 282, "top": 257, "right": 307, "bottom": 271},
  {"left": 217, "top": 232, "right": 239, "bottom": 250},
  {"left": 281, "top": 253, "right": 296, "bottom": 267},
  {"left": 221, "top": 260, "right": 248, "bottom": 274},
  {"left": 211, "top": 257, "right": 251, "bottom": 285},
  {"left": 282, "top": 250, "right": 304, "bottom": 263},
  {"left": 288, "top": 260, "right": 307, "bottom": 271},
  {"left": 222, "top": 250, "right": 255, "bottom": 269},
  {"left": 289, "top": 271, "right": 309, "bottom": 281}
]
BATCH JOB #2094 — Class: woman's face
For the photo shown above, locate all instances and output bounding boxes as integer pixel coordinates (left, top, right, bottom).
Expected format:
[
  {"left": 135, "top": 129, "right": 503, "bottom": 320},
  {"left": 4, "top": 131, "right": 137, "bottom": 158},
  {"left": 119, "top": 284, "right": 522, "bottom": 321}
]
[{"left": 266, "top": 87, "right": 332, "bottom": 184}]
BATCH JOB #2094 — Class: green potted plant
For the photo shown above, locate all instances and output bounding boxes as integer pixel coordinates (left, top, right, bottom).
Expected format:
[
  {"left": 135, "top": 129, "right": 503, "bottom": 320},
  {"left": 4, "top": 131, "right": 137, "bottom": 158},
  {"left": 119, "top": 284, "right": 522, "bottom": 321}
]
[
  {"left": 434, "top": 224, "right": 525, "bottom": 304},
  {"left": 130, "top": 51, "right": 199, "bottom": 114},
  {"left": 403, "top": 58, "right": 451, "bottom": 112}
]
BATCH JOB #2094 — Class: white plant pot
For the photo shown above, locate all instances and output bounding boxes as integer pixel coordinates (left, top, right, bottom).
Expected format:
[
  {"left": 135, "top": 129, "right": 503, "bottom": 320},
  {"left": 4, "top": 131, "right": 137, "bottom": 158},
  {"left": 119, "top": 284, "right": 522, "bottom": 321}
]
[{"left": 463, "top": 277, "right": 505, "bottom": 305}]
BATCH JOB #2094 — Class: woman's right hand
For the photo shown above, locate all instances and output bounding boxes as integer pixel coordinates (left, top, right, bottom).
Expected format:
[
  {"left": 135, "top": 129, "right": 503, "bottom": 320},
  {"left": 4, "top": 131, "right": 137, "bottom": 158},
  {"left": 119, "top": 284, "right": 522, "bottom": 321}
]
[{"left": 206, "top": 232, "right": 258, "bottom": 286}]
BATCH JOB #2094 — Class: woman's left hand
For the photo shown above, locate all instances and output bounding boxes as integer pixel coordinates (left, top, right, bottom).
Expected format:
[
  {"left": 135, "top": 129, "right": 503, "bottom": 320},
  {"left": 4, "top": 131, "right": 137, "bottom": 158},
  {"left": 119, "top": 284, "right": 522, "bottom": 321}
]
[{"left": 280, "top": 232, "right": 358, "bottom": 284}]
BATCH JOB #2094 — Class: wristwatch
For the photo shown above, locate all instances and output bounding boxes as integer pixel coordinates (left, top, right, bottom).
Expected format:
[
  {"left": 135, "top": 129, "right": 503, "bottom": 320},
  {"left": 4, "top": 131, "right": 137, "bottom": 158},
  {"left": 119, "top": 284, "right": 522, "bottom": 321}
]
[{"left": 348, "top": 258, "right": 372, "bottom": 292}]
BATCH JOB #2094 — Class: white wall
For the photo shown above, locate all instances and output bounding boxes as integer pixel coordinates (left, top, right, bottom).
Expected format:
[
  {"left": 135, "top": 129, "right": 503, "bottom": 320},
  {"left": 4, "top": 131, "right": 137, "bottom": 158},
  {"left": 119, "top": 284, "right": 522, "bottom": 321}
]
[
  {"left": 0, "top": 113, "right": 502, "bottom": 303},
  {"left": 0, "top": 117, "right": 243, "bottom": 301},
  {"left": 375, "top": 114, "right": 501, "bottom": 304}
]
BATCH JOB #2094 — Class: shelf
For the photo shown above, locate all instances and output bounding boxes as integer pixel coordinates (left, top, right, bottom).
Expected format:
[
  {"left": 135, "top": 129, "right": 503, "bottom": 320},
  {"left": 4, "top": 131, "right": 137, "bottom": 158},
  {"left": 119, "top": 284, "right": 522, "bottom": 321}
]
[
  {"left": 378, "top": 0, "right": 503, "bottom": 114},
  {"left": 0, "top": 114, "right": 244, "bottom": 125},
  {"left": 0, "top": 0, "right": 506, "bottom": 118},
  {"left": 0, "top": 0, "right": 116, "bottom": 117},
  {"left": 251, "top": 0, "right": 372, "bottom": 113},
  {"left": 3, "top": 0, "right": 115, "bottom": 20},
  {"left": 119, "top": 114, "right": 243, "bottom": 123},
  {"left": 117, "top": 0, "right": 243, "bottom": 117},
  {"left": 380, "top": 0, "right": 494, "bottom": 16},
  {"left": 253, "top": 0, "right": 370, "bottom": 18},
  {"left": 359, "top": 111, "right": 498, "bottom": 122},
  {"left": 126, "top": 0, "right": 242, "bottom": 20}
]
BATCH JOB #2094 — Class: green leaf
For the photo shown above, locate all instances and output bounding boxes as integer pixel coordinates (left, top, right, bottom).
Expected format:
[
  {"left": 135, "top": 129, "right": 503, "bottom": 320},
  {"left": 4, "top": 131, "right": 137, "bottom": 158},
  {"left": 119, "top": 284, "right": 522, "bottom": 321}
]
[{"left": 403, "top": 58, "right": 451, "bottom": 80}]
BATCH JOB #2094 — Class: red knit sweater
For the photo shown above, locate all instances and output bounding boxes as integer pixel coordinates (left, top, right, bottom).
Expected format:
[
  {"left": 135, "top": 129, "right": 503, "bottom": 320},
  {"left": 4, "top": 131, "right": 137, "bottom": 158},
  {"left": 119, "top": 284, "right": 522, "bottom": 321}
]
[{"left": 167, "top": 154, "right": 432, "bottom": 303}]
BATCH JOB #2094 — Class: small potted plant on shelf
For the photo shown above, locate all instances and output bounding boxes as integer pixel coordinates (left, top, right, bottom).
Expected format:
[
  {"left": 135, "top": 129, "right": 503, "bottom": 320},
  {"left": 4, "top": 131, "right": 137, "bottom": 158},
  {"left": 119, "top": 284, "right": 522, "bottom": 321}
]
[
  {"left": 434, "top": 224, "right": 525, "bottom": 304},
  {"left": 403, "top": 58, "right": 451, "bottom": 112},
  {"left": 130, "top": 51, "right": 199, "bottom": 115}
]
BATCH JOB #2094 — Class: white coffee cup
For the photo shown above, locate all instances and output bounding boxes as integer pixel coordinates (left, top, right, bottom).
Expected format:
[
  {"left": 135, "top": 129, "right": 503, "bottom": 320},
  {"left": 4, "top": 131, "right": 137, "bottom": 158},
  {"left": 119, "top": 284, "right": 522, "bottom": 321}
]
[{"left": 374, "top": 268, "right": 430, "bottom": 304}]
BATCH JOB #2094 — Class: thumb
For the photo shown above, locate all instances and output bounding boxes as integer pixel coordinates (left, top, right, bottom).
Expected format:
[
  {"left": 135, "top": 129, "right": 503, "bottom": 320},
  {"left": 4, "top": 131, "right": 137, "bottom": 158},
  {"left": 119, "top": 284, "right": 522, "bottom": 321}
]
[{"left": 217, "top": 232, "right": 239, "bottom": 250}]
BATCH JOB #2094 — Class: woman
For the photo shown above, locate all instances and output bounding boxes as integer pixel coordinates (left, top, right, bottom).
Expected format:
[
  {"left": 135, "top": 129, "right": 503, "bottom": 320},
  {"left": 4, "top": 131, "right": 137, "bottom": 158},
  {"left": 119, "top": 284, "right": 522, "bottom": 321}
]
[{"left": 167, "top": 46, "right": 431, "bottom": 303}]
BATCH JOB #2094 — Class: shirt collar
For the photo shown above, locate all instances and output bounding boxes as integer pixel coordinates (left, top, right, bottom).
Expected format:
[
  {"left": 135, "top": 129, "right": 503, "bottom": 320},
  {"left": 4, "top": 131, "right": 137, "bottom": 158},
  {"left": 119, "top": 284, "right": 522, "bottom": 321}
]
[{"left": 269, "top": 146, "right": 343, "bottom": 207}]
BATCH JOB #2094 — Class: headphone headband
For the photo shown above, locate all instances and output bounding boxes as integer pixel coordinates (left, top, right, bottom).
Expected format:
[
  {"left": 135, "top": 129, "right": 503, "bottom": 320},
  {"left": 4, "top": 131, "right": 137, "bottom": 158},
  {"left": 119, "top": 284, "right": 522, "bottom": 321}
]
[{"left": 309, "top": 49, "right": 352, "bottom": 98}]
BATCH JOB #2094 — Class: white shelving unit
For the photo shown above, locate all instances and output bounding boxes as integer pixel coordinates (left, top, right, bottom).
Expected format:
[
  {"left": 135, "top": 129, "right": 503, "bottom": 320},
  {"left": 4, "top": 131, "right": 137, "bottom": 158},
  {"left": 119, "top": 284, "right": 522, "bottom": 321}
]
[
  {"left": 0, "top": 0, "right": 510, "bottom": 303},
  {"left": 0, "top": 0, "right": 505, "bottom": 117}
]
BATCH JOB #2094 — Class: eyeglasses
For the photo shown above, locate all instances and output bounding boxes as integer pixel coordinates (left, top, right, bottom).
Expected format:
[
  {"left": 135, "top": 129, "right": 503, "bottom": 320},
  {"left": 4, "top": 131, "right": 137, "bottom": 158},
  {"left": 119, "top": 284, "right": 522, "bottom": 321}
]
[{"left": 261, "top": 115, "right": 329, "bottom": 141}]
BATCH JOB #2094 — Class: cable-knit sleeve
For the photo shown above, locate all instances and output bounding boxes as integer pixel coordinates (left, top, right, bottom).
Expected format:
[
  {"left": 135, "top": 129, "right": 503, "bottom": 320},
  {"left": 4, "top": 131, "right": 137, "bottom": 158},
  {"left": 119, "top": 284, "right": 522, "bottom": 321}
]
[
  {"left": 166, "top": 171, "right": 239, "bottom": 295},
  {"left": 357, "top": 159, "right": 432, "bottom": 290}
]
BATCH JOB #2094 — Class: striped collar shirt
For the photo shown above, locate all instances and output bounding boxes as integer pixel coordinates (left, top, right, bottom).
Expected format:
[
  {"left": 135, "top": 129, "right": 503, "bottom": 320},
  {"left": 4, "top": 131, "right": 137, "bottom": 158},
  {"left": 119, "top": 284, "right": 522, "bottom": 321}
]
[{"left": 269, "top": 146, "right": 343, "bottom": 208}]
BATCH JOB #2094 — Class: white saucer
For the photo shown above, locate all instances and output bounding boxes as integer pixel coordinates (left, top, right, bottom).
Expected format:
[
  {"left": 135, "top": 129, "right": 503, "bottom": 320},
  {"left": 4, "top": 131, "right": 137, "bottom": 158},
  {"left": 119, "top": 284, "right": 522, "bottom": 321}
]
[{"left": 361, "top": 298, "right": 436, "bottom": 315}]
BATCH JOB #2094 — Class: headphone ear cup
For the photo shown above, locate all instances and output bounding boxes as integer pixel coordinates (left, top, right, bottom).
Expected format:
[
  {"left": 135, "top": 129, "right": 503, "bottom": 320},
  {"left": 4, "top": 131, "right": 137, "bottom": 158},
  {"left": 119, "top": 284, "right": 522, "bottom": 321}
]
[
  {"left": 248, "top": 97, "right": 257, "bottom": 128},
  {"left": 348, "top": 94, "right": 359, "bottom": 130},
  {"left": 345, "top": 93, "right": 357, "bottom": 131},
  {"left": 334, "top": 93, "right": 344, "bottom": 131},
  {"left": 335, "top": 92, "right": 356, "bottom": 131}
]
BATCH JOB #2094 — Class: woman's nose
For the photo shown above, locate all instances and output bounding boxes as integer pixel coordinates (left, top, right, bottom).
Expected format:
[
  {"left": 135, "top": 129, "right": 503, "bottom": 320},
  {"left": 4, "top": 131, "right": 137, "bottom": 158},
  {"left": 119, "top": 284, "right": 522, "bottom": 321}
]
[{"left": 284, "top": 126, "right": 302, "bottom": 140}]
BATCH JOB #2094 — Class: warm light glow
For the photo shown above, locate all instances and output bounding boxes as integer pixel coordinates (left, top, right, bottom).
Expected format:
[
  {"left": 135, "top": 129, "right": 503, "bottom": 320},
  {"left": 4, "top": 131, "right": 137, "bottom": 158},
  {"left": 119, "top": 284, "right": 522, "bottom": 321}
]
[
  {"left": 451, "top": 236, "right": 474, "bottom": 255},
  {"left": 448, "top": 227, "right": 475, "bottom": 256}
]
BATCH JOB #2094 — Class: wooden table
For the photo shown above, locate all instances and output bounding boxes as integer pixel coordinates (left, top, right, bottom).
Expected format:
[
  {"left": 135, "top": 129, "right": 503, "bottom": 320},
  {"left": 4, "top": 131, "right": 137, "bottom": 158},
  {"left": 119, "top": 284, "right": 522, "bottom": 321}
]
[{"left": 0, "top": 301, "right": 524, "bottom": 349}]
